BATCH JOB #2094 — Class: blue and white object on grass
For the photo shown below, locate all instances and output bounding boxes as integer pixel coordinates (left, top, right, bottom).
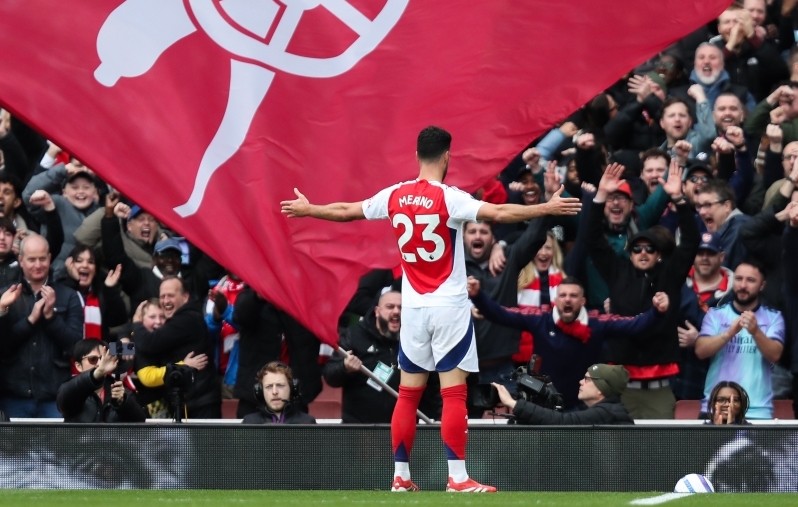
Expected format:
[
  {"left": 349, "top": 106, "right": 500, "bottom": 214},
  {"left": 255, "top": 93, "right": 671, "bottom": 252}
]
[{"left": 674, "top": 474, "right": 714, "bottom": 493}]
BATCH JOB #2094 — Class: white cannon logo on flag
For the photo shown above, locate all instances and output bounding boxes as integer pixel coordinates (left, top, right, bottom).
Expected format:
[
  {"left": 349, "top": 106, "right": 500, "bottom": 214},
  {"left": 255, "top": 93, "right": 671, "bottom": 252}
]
[{"left": 94, "top": 0, "right": 408, "bottom": 217}]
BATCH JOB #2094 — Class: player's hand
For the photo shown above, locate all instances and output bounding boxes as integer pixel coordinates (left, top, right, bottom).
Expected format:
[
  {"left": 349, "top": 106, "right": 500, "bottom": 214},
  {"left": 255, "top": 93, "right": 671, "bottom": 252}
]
[
  {"left": 467, "top": 276, "right": 481, "bottom": 297},
  {"left": 281, "top": 188, "right": 312, "bottom": 218},
  {"left": 491, "top": 382, "right": 517, "bottom": 410},
  {"left": 677, "top": 321, "right": 699, "bottom": 348},
  {"left": 470, "top": 306, "right": 483, "bottom": 320},
  {"left": 652, "top": 292, "right": 669, "bottom": 313},
  {"left": 343, "top": 350, "right": 362, "bottom": 373},
  {"left": 545, "top": 186, "right": 581, "bottom": 216}
]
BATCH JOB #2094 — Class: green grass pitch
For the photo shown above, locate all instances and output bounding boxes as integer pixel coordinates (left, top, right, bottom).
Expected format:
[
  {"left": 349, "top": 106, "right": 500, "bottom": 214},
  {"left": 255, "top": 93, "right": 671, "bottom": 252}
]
[{"left": 0, "top": 491, "right": 797, "bottom": 507}]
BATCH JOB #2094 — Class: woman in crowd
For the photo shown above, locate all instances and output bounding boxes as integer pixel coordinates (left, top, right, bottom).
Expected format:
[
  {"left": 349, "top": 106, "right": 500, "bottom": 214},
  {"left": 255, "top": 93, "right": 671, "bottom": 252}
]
[
  {"left": 62, "top": 244, "right": 127, "bottom": 341},
  {"left": 513, "top": 231, "right": 567, "bottom": 365},
  {"left": 706, "top": 381, "right": 750, "bottom": 425}
]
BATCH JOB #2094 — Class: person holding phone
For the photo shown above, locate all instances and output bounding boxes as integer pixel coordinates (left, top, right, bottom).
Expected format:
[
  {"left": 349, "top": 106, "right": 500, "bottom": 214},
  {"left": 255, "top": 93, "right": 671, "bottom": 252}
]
[{"left": 56, "top": 339, "right": 146, "bottom": 423}]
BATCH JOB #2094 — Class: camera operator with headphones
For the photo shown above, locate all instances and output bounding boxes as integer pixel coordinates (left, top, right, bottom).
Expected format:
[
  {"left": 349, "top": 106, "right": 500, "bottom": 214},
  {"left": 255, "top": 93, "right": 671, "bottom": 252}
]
[
  {"left": 493, "top": 364, "right": 634, "bottom": 425},
  {"left": 242, "top": 361, "right": 315, "bottom": 424}
]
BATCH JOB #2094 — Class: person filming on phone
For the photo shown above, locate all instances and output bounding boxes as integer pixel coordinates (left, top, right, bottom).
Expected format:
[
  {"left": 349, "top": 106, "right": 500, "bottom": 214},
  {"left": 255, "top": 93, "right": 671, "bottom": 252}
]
[{"left": 56, "top": 340, "right": 146, "bottom": 423}]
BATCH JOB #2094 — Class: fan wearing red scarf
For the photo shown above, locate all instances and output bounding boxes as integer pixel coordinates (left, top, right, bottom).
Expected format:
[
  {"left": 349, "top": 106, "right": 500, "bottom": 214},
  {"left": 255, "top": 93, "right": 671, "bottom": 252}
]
[{"left": 468, "top": 276, "right": 669, "bottom": 411}]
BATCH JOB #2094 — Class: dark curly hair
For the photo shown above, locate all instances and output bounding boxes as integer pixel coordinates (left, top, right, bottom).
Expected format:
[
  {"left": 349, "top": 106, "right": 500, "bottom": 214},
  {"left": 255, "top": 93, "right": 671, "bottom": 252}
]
[{"left": 707, "top": 380, "right": 749, "bottom": 424}]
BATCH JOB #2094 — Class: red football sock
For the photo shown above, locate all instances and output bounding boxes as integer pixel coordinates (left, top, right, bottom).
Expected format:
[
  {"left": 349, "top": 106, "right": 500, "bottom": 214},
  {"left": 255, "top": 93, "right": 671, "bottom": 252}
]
[
  {"left": 440, "top": 384, "right": 468, "bottom": 461},
  {"left": 391, "top": 385, "right": 425, "bottom": 462}
]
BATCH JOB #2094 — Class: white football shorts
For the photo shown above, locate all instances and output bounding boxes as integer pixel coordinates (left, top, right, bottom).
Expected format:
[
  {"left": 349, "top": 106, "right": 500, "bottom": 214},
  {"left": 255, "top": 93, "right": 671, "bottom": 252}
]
[{"left": 398, "top": 305, "right": 478, "bottom": 373}]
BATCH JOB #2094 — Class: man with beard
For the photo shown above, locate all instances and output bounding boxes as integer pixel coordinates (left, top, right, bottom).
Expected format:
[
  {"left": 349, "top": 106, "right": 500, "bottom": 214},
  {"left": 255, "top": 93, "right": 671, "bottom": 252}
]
[
  {"left": 674, "top": 232, "right": 732, "bottom": 401},
  {"left": 464, "top": 217, "right": 556, "bottom": 399},
  {"left": 324, "top": 291, "right": 441, "bottom": 423},
  {"left": 586, "top": 163, "right": 700, "bottom": 419},
  {"left": 0, "top": 172, "right": 28, "bottom": 233},
  {"left": 671, "top": 43, "right": 755, "bottom": 119},
  {"left": 467, "top": 276, "right": 669, "bottom": 410},
  {"left": 694, "top": 179, "right": 750, "bottom": 269},
  {"left": 695, "top": 259, "right": 784, "bottom": 419}
]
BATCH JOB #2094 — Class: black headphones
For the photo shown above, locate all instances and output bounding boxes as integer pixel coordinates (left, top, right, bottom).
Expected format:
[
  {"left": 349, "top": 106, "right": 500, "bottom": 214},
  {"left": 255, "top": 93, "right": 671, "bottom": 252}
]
[{"left": 253, "top": 361, "right": 300, "bottom": 405}]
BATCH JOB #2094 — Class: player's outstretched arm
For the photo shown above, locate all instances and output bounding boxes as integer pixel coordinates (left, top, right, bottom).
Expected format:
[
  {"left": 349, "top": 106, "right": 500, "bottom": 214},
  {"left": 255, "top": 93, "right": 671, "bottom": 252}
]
[
  {"left": 281, "top": 188, "right": 365, "bottom": 222},
  {"left": 476, "top": 185, "right": 581, "bottom": 223}
]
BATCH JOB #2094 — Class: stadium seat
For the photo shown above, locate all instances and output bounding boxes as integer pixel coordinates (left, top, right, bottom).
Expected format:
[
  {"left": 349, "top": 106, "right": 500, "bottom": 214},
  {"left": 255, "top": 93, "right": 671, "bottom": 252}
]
[
  {"left": 222, "top": 399, "right": 239, "bottom": 419},
  {"left": 674, "top": 400, "right": 701, "bottom": 420},
  {"left": 773, "top": 399, "right": 795, "bottom": 420},
  {"left": 308, "top": 379, "right": 342, "bottom": 419}
]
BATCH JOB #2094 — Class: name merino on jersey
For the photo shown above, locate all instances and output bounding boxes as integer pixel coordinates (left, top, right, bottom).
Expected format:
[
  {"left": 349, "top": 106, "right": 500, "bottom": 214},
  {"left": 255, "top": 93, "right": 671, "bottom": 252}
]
[{"left": 363, "top": 179, "right": 485, "bottom": 308}]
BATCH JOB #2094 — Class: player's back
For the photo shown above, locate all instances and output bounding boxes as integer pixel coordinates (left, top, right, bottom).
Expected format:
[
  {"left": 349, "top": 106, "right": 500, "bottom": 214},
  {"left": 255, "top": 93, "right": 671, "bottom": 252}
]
[{"left": 363, "top": 179, "right": 483, "bottom": 309}]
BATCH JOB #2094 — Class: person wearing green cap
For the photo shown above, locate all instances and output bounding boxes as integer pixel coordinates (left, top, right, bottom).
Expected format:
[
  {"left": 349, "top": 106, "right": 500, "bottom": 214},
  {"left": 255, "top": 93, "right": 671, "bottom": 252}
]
[{"left": 492, "top": 363, "right": 633, "bottom": 425}]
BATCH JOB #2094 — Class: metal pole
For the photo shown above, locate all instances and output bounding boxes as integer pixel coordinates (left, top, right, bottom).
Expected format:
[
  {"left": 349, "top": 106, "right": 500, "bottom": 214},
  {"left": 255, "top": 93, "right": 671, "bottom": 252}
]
[{"left": 336, "top": 347, "right": 434, "bottom": 424}]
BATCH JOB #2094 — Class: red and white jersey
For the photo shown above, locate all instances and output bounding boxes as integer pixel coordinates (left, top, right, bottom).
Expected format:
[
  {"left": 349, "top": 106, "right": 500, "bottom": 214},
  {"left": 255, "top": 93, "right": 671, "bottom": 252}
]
[{"left": 362, "top": 179, "right": 484, "bottom": 308}]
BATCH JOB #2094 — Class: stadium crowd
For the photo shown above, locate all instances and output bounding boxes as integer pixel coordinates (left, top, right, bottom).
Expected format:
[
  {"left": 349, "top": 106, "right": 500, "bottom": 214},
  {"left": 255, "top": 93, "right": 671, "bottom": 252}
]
[{"left": 0, "top": 0, "right": 796, "bottom": 423}]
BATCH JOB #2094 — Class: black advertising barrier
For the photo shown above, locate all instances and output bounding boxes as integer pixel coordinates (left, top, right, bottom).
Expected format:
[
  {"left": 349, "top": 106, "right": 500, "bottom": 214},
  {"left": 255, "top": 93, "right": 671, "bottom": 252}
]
[{"left": 1, "top": 423, "right": 797, "bottom": 491}]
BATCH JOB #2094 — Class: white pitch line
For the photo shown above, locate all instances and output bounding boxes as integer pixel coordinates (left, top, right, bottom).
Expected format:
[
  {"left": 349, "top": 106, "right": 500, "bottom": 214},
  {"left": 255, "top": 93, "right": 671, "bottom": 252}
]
[{"left": 630, "top": 493, "right": 693, "bottom": 505}]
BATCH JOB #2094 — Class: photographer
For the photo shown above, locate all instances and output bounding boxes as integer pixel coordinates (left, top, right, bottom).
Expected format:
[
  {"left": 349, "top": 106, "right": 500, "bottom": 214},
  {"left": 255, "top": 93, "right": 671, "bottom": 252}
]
[
  {"left": 56, "top": 340, "right": 146, "bottom": 423},
  {"left": 493, "top": 364, "right": 633, "bottom": 425},
  {"left": 242, "top": 361, "right": 315, "bottom": 424}
]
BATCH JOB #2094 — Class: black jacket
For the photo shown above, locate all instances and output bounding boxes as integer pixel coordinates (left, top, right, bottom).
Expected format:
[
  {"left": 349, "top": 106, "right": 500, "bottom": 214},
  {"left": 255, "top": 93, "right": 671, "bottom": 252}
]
[
  {"left": 58, "top": 275, "right": 128, "bottom": 342},
  {"left": 740, "top": 195, "right": 788, "bottom": 313},
  {"left": 241, "top": 404, "right": 316, "bottom": 424},
  {"left": 586, "top": 200, "right": 700, "bottom": 366},
  {"left": 465, "top": 217, "right": 551, "bottom": 361},
  {"left": 130, "top": 300, "right": 221, "bottom": 411},
  {"left": 712, "top": 38, "right": 789, "bottom": 102},
  {"left": 323, "top": 309, "right": 441, "bottom": 423},
  {"left": 0, "top": 277, "right": 83, "bottom": 400},
  {"left": 513, "top": 396, "right": 634, "bottom": 425},
  {"left": 603, "top": 95, "right": 665, "bottom": 152},
  {"left": 232, "top": 288, "right": 284, "bottom": 403},
  {"left": 101, "top": 216, "right": 204, "bottom": 314},
  {"left": 56, "top": 370, "right": 147, "bottom": 423}
]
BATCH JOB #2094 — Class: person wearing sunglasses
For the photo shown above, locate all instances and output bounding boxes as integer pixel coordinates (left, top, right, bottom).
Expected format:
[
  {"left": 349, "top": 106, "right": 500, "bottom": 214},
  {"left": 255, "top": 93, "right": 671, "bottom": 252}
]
[
  {"left": 492, "top": 364, "right": 633, "bottom": 425},
  {"left": 56, "top": 339, "right": 146, "bottom": 423},
  {"left": 586, "top": 163, "right": 701, "bottom": 419}
]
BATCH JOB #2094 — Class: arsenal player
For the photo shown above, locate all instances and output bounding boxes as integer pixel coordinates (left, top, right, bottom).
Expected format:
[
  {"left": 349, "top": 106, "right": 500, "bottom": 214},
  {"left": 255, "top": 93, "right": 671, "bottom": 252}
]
[{"left": 282, "top": 126, "right": 580, "bottom": 492}]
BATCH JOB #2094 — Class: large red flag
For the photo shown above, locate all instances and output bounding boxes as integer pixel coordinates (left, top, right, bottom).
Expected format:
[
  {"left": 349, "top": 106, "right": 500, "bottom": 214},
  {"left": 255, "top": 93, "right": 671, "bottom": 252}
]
[{"left": 0, "top": 0, "right": 729, "bottom": 345}]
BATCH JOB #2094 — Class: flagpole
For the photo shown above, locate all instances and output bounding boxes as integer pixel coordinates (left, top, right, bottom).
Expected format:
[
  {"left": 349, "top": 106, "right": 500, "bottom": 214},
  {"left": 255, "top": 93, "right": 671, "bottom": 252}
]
[{"left": 335, "top": 347, "right": 435, "bottom": 424}]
